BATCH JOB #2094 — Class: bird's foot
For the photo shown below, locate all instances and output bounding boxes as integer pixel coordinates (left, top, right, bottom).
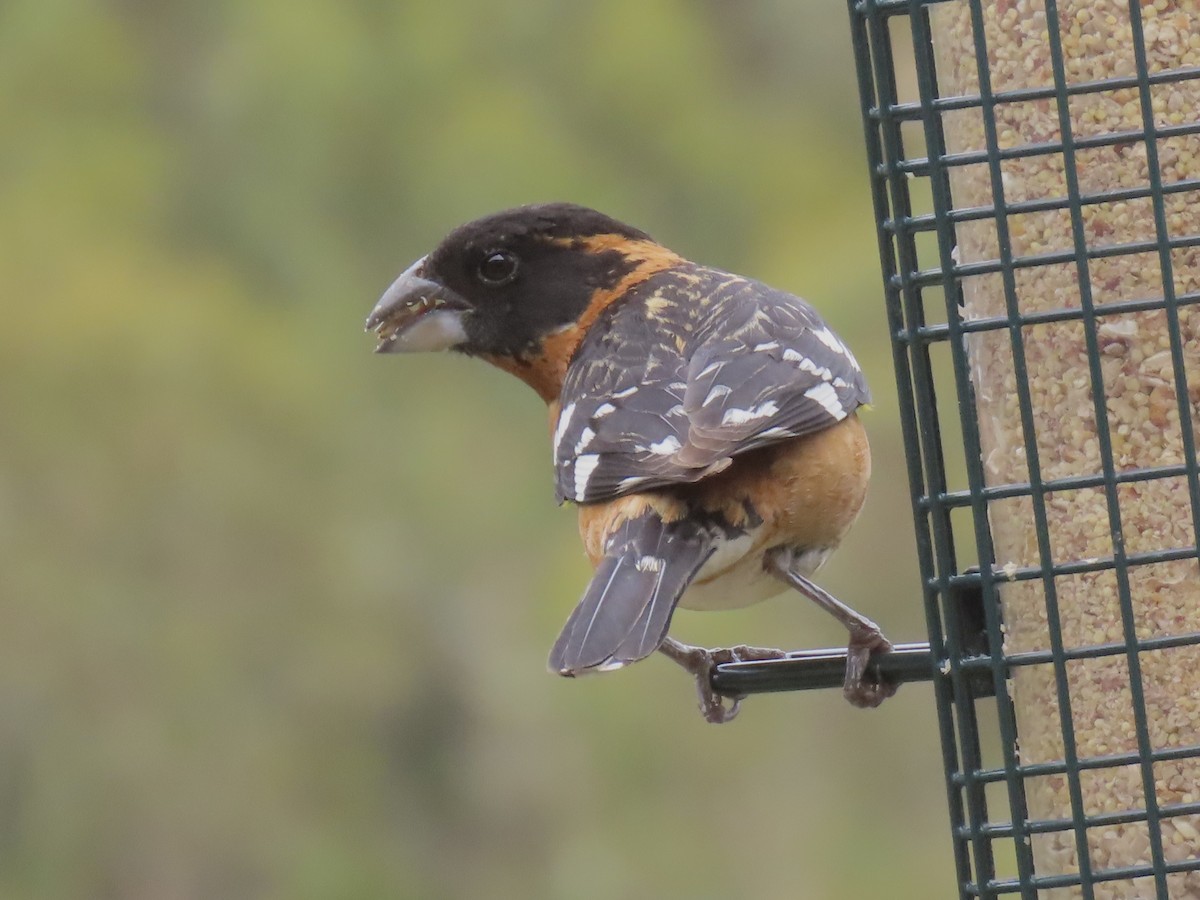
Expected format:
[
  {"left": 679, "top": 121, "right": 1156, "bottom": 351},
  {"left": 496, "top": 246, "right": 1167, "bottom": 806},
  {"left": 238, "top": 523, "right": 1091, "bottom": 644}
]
[
  {"left": 844, "top": 628, "right": 897, "bottom": 709},
  {"left": 658, "top": 639, "right": 788, "bottom": 724},
  {"left": 763, "top": 552, "right": 897, "bottom": 709}
]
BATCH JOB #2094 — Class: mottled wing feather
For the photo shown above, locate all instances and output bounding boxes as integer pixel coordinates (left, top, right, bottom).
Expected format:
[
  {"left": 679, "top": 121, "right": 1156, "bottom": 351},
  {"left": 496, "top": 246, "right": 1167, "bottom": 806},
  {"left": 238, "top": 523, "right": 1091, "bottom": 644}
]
[
  {"left": 552, "top": 313, "right": 694, "bottom": 502},
  {"left": 553, "top": 266, "right": 869, "bottom": 504},
  {"left": 681, "top": 291, "right": 867, "bottom": 457}
]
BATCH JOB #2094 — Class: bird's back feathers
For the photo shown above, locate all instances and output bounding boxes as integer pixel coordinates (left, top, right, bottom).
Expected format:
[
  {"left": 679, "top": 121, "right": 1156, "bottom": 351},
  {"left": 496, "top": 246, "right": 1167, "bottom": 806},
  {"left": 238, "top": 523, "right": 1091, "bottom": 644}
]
[{"left": 552, "top": 265, "right": 869, "bottom": 504}]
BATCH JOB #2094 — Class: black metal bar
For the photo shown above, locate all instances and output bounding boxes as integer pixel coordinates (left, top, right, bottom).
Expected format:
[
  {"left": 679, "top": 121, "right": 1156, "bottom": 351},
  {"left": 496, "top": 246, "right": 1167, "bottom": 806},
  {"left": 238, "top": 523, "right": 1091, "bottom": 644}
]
[
  {"left": 962, "top": 741, "right": 1200, "bottom": 787},
  {"left": 966, "top": 799, "right": 1200, "bottom": 841},
  {"left": 914, "top": 1, "right": 1028, "bottom": 890},
  {"left": 969, "top": 855, "right": 1200, "bottom": 896},
  {"left": 1040, "top": 0, "right": 1170, "bottom": 891},
  {"left": 966, "top": 0, "right": 1098, "bottom": 891},
  {"left": 876, "top": 65, "right": 1200, "bottom": 121},
  {"left": 855, "top": 1, "right": 985, "bottom": 894},
  {"left": 959, "top": 629, "right": 1200, "bottom": 671},
  {"left": 905, "top": 293, "right": 1200, "bottom": 336},
  {"left": 710, "top": 642, "right": 938, "bottom": 695},
  {"left": 1128, "top": 2, "right": 1200, "bottom": 569},
  {"left": 851, "top": 0, "right": 983, "bottom": 894},
  {"left": 896, "top": 176, "right": 1200, "bottom": 233},
  {"left": 945, "top": 545, "right": 1200, "bottom": 587},
  {"left": 891, "top": 231, "right": 1200, "bottom": 289},
  {"left": 891, "top": 117, "right": 1200, "bottom": 176},
  {"left": 930, "top": 462, "right": 1198, "bottom": 508},
  {"left": 899, "top": 290, "right": 1200, "bottom": 345}
]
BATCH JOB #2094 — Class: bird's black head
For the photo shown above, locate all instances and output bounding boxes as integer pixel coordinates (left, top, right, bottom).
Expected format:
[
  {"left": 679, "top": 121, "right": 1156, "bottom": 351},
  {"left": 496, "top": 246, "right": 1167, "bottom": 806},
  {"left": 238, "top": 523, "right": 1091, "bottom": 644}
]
[{"left": 366, "top": 203, "right": 666, "bottom": 358}]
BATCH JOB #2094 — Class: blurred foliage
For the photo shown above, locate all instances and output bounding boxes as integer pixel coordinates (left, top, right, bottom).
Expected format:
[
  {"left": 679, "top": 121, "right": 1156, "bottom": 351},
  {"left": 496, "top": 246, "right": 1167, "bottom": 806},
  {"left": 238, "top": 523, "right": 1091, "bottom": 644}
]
[{"left": 0, "top": 1, "right": 952, "bottom": 898}]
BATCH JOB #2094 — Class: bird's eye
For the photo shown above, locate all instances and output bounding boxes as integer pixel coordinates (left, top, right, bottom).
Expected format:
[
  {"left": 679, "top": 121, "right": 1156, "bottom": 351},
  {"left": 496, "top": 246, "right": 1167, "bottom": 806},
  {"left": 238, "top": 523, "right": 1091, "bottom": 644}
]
[{"left": 477, "top": 250, "right": 519, "bottom": 286}]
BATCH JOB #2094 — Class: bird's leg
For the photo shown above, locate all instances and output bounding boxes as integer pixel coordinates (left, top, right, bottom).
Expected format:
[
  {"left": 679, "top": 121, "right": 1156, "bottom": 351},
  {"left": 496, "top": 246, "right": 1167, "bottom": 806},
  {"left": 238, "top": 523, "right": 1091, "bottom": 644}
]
[
  {"left": 658, "top": 637, "right": 788, "bottom": 724},
  {"left": 765, "top": 548, "right": 896, "bottom": 708}
]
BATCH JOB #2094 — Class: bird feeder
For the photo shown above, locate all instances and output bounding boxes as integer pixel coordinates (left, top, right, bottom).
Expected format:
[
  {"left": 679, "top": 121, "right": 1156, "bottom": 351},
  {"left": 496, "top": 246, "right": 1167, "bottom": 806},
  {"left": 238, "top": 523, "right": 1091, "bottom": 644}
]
[
  {"left": 859, "top": 0, "right": 1200, "bottom": 895},
  {"left": 716, "top": 0, "right": 1200, "bottom": 895}
]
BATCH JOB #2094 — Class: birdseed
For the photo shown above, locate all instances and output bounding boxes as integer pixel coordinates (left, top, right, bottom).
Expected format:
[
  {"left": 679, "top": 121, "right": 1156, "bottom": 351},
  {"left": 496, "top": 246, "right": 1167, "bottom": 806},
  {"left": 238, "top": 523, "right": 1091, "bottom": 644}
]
[{"left": 930, "top": 0, "right": 1200, "bottom": 895}]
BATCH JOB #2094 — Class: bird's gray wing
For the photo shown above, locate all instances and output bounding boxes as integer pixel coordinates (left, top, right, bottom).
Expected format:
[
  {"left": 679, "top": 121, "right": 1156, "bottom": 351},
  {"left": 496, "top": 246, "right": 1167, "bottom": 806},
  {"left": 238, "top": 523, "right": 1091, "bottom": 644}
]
[{"left": 553, "top": 267, "right": 869, "bottom": 504}]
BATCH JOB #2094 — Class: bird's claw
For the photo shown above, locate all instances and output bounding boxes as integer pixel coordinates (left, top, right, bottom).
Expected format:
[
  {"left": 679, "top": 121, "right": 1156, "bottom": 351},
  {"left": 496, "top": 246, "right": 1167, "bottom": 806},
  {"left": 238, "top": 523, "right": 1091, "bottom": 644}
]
[
  {"left": 684, "top": 645, "right": 745, "bottom": 724},
  {"left": 659, "top": 641, "right": 788, "bottom": 724},
  {"left": 698, "top": 680, "right": 743, "bottom": 724},
  {"left": 844, "top": 631, "right": 897, "bottom": 709}
]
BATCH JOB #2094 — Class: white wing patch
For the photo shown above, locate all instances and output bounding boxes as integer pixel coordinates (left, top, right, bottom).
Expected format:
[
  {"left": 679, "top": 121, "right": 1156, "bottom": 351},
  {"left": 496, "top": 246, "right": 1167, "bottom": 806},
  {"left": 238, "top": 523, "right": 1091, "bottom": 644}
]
[
  {"left": 648, "top": 435, "right": 682, "bottom": 455},
  {"left": 804, "top": 383, "right": 845, "bottom": 419},
  {"left": 574, "top": 427, "right": 596, "bottom": 454},
  {"left": 574, "top": 453, "right": 601, "bottom": 501},
  {"left": 811, "top": 326, "right": 846, "bottom": 354},
  {"left": 553, "top": 402, "right": 576, "bottom": 452},
  {"left": 810, "top": 326, "right": 863, "bottom": 371},
  {"left": 635, "top": 555, "right": 664, "bottom": 573},
  {"left": 721, "top": 400, "right": 780, "bottom": 426},
  {"left": 783, "top": 348, "right": 834, "bottom": 381},
  {"left": 703, "top": 385, "right": 732, "bottom": 406}
]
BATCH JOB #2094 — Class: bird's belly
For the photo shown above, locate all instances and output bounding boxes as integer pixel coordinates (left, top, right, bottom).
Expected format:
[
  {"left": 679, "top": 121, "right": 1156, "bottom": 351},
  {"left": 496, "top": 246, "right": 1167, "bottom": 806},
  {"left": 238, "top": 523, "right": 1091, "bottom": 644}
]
[
  {"left": 679, "top": 559, "right": 781, "bottom": 611},
  {"left": 678, "top": 539, "right": 831, "bottom": 611}
]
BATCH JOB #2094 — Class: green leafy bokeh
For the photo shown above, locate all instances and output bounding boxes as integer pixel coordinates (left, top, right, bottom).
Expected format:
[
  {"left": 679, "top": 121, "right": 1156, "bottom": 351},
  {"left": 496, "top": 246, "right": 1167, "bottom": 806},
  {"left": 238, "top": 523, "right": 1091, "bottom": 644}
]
[{"left": 0, "top": 2, "right": 955, "bottom": 897}]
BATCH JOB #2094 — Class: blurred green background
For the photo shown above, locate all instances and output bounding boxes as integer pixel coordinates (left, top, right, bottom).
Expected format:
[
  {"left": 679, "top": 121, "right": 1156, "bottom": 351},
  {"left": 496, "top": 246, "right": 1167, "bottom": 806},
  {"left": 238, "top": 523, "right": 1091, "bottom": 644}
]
[{"left": 0, "top": 1, "right": 952, "bottom": 898}]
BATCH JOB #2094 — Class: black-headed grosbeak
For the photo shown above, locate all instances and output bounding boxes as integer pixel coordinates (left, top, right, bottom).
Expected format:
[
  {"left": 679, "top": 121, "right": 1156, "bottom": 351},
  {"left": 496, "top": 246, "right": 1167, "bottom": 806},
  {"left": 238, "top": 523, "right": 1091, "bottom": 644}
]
[{"left": 366, "top": 203, "right": 892, "bottom": 723}]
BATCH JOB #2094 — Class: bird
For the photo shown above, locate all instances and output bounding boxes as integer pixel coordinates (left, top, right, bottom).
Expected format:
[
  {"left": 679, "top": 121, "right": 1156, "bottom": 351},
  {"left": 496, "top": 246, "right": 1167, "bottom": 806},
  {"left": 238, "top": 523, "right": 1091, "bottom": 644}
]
[{"left": 365, "top": 202, "right": 892, "bottom": 723}]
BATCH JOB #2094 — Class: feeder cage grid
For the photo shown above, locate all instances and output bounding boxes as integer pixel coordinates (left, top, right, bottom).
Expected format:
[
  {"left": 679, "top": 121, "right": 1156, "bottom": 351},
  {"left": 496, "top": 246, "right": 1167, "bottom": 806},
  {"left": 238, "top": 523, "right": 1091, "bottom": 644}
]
[{"left": 848, "top": 0, "right": 1200, "bottom": 896}]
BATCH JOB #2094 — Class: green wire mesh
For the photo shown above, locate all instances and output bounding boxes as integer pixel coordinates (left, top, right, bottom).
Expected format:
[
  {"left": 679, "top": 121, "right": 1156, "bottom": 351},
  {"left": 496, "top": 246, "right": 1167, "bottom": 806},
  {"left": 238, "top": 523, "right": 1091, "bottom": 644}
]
[{"left": 848, "top": 0, "right": 1200, "bottom": 896}]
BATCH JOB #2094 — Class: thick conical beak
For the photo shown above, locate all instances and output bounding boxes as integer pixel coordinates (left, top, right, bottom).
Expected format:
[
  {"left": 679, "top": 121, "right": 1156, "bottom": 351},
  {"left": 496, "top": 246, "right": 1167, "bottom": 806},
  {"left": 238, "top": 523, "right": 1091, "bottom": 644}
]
[{"left": 365, "top": 256, "right": 472, "bottom": 353}]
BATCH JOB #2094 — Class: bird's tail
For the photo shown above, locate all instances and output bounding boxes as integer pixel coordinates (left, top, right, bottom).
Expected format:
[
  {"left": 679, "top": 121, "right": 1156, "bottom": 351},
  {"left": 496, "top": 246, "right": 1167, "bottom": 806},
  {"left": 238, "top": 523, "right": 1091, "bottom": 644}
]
[{"left": 549, "top": 512, "right": 714, "bottom": 676}]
